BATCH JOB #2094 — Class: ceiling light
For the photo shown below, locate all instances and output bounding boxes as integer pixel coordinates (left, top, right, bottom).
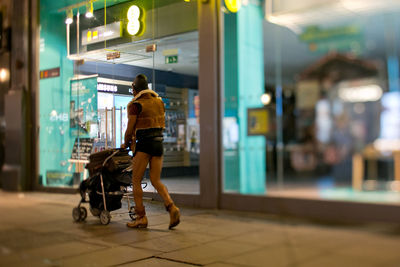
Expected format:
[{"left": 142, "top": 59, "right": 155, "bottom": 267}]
[
  {"left": 0, "top": 68, "right": 9, "bottom": 82},
  {"left": 65, "top": 9, "right": 73, "bottom": 24},
  {"left": 85, "top": 1, "right": 93, "bottom": 18},
  {"left": 261, "top": 93, "right": 271, "bottom": 105},
  {"left": 338, "top": 84, "right": 383, "bottom": 102}
]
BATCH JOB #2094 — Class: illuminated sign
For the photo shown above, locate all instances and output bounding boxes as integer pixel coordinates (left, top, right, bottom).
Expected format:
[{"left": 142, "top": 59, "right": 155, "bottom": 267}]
[
  {"left": 225, "top": 0, "right": 241, "bottom": 13},
  {"left": 50, "top": 111, "right": 69, "bottom": 122},
  {"left": 247, "top": 108, "right": 270, "bottom": 136},
  {"left": 97, "top": 83, "right": 118, "bottom": 93},
  {"left": 127, "top": 5, "right": 144, "bottom": 36},
  {"left": 338, "top": 84, "right": 383, "bottom": 103},
  {"left": 40, "top": 67, "right": 60, "bottom": 79},
  {"left": 82, "top": 22, "right": 122, "bottom": 45},
  {"left": 165, "top": 55, "right": 178, "bottom": 64}
]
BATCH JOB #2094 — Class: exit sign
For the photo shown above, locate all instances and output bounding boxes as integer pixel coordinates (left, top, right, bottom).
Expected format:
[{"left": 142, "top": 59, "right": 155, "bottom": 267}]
[{"left": 165, "top": 55, "right": 178, "bottom": 64}]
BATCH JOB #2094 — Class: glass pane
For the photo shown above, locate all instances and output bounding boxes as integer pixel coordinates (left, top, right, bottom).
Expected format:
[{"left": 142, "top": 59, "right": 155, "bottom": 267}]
[
  {"left": 39, "top": 0, "right": 199, "bottom": 193},
  {"left": 39, "top": 1, "right": 76, "bottom": 187},
  {"left": 144, "top": 1, "right": 199, "bottom": 194},
  {"left": 221, "top": 0, "right": 400, "bottom": 204}
]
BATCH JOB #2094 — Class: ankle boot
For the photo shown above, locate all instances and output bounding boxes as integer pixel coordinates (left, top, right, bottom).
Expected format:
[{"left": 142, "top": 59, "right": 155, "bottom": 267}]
[
  {"left": 166, "top": 203, "right": 180, "bottom": 229},
  {"left": 127, "top": 206, "right": 148, "bottom": 228}
]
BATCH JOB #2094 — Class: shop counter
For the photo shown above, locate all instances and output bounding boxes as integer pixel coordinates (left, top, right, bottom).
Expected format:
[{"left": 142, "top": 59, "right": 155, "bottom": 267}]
[{"left": 352, "top": 145, "right": 400, "bottom": 191}]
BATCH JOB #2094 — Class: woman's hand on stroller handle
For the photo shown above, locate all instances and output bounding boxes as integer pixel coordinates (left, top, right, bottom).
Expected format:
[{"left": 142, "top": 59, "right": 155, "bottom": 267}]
[{"left": 120, "top": 144, "right": 129, "bottom": 150}]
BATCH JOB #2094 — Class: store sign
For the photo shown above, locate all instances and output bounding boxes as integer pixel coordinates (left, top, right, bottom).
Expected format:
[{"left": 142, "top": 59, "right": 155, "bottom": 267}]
[
  {"left": 40, "top": 67, "right": 60, "bottom": 79},
  {"left": 50, "top": 111, "right": 69, "bottom": 122},
  {"left": 338, "top": 84, "right": 383, "bottom": 103},
  {"left": 97, "top": 83, "right": 118, "bottom": 93},
  {"left": 127, "top": 5, "right": 144, "bottom": 36},
  {"left": 97, "top": 82, "right": 133, "bottom": 95},
  {"left": 300, "top": 25, "right": 360, "bottom": 42},
  {"left": 300, "top": 25, "right": 363, "bottom": 54},
  {"left": 146, "top": 44, "right": 157, "bottom": 52},
  {"left": 71, "top": 138, "right": 94, "bottom": 160},
  {"left": 247, "top": 108, "right": 269, "bottom": 136},
  {"left": 165, "top": 55, "right": 178, "bottom": 64},
  {"left": 82, "top": 22, "right": 122, "bottom": 45},
  {"left": 70, "top": 78, "right": 98, "bottom": 138},
  {"left": 225, "top": 0, "right": 241, "bottom": 13}
]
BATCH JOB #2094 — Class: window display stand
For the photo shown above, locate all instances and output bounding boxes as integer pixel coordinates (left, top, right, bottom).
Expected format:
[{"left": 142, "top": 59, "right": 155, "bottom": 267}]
[
  {"left": 352, "top": 146, "right": 400, "bottom": 191},
  {"left": 68, "top": 159, "right": 90, "bottom": 183}
]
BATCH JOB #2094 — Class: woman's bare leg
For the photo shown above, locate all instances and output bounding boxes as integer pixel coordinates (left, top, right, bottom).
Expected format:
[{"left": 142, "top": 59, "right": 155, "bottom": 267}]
[
  {"left": 149, "top": 156, "right": 173, "bottom": 206},
  {"left": 132, "top": 152, "right": 151, "bottom": 209},
  {"left": 149, "top": 155, "right": 180, "bottom": 229}
]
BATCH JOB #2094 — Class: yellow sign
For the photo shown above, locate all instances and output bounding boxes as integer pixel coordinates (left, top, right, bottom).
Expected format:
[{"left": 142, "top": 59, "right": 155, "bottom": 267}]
[
  {"left": 225, "top": 0, "right": 241, "bottom": 13},
  {"left": 127, "top": 5, "right": 144, "bottom": 36},
  {"left": 87, "top": 31, "right": 92, "bottom": 42},
  {"left": 247, "top": 108, "right": 269, "bottom": 136}
]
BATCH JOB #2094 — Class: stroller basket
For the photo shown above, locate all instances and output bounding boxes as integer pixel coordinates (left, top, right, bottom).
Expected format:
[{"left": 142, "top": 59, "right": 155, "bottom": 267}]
[
  {"left": 86, "top": 149, "right": 132, "bottom": 177},
  {"left": 73, "top": 148, "right": 139, "bottom": 225}
]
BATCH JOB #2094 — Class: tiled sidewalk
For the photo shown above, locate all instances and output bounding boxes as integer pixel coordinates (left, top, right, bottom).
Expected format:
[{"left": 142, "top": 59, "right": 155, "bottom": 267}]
[{"left": 0, "top": 191, "right": 399, "bottom": 267}]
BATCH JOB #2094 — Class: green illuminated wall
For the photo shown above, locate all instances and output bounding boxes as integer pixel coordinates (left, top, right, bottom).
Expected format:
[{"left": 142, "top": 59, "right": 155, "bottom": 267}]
[
  {"left": 39, "top": 5, "right": 75, "bottom": 185},
  {"left": 224, "top": 1, "right": 266, "bottom": 194}
]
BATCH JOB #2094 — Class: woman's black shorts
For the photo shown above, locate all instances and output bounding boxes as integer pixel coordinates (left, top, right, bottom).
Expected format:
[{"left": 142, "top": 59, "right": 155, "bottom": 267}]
[{"left": 135, "top": 139, "right": 164, "bottom": 157}]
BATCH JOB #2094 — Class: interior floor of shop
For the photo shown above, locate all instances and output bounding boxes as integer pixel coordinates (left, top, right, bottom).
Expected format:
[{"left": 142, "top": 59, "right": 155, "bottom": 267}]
[
  {"left": 1, "top": 190, "right": 400, "bottom": 267},
  {"left": 143, "top": 176, "right": 200, "bottom": 195},
  {"left": 150, "top": 177, "right": 400, "bottom": 205}
]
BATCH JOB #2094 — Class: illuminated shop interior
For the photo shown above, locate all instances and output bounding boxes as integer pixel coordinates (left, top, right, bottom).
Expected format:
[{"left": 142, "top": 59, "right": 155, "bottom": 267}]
[
  {"left": 39, "top": 0, "right": 200, "bottom": 194},
  {"left": 221, "top": 0, "right": 400, "bottom": 203},
  {"left": 39, "top": 0, "right": 400, "bottom": 204}
]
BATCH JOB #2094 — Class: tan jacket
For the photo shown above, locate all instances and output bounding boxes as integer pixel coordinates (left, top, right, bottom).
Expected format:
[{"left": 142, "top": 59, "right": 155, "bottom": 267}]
[{"left": 127, "top": 89, "right": 165, "bottom": 132}]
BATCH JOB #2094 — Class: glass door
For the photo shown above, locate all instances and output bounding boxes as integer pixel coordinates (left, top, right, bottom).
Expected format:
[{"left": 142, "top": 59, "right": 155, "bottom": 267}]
[{"left": 39, "top": 0, "right": 199, "bottom": 193}]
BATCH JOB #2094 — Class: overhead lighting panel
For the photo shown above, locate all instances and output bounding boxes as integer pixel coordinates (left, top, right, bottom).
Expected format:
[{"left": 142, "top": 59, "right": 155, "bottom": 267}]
[
  {"left": 85, "top": 1, "right": 94, "bottom": 18},
  {"left": 65, "top": 9, "right": 73, "bottom": 24},
  {"left": 265, "top": 0, "right": 400, "bottom": 34}
]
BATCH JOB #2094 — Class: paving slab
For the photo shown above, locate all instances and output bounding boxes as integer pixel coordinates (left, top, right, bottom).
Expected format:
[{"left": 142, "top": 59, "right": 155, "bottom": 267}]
[
  {"left": 56, "top": 245, "right": 157, "bottom": 267},
  {"left": 119, "top": 257, "right": 199, "bottom": 266},
  {"left": 129, "top": 231, "right": 223, "bottom": 253},
  {"left": 159, "top": 240, "right": 259, "bottom": 265}
]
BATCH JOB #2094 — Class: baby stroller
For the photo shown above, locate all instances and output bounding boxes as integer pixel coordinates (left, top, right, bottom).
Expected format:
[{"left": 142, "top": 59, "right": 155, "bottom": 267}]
[{"left": 72, "top": 148, "right": 145, "bottom": 225}]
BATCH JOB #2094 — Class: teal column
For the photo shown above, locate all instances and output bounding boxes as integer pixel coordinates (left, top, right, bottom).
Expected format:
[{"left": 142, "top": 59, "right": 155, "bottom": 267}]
[
  {"left": 39, "top": 9, "right": 74, "bottom": 185},
  {"left": 224, "top": 1, "right": 266, "bottom": 195},
  {"left": 224, "top": 12, "right": 240, "bottom": 191}
]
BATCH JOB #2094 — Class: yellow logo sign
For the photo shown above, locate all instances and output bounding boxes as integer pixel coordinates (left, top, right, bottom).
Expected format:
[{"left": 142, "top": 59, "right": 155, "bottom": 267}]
[
  {"left": 87, "top": 31, "right": 92, "bottom": 42},
  {"left": 127, "top": 5, "right": 143, "bottom": 36},
  {"left": 225, "top": 0, "right": 241, "bottom": 13}
]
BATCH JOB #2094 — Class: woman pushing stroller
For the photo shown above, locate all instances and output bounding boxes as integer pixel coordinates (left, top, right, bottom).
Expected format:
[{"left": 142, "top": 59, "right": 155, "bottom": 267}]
[{"left": 121, "top": 74, "right": 180, "bottom": 229}]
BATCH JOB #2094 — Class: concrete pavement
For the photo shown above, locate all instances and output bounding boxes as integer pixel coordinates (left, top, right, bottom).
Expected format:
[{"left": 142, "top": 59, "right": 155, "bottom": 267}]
[{"left": 0, "top": 190, "right": 400, "bottom": 267}]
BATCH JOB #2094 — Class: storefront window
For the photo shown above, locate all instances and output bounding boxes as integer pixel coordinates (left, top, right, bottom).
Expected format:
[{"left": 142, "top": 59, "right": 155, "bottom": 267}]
[
  {"left": 222, "top": 0, "right": 400, "bottom": 203},
  {"left": 39, "top": 0, "right": 199, "bottom": 194}
]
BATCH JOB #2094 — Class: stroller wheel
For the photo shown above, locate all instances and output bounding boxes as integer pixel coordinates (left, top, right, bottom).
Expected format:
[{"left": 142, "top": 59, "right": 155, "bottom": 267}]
[
  {"left": 90, "top": 207, "right": 101, "bottom": 217},
  {"left": 129, "top": 206, "right": 136, "bottom": 221},
  {"left": 100, "top": 210, "right": 111, "bottom": 225},
  {"left": 72, "top": 207, "right": 81, "bottom": 222},
  {"left": 79, "top": 207, "right": 87, "bottom": 221}
]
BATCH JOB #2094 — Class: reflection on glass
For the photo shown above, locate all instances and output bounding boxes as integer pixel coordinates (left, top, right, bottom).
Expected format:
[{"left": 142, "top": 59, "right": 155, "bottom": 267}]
[
  {"left": 39, "top": 0, "right": 199, "bottom": 194},
  {"left": 222, "top": 0, "right": 400, "bottom": 203}
]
